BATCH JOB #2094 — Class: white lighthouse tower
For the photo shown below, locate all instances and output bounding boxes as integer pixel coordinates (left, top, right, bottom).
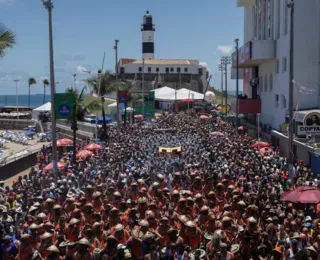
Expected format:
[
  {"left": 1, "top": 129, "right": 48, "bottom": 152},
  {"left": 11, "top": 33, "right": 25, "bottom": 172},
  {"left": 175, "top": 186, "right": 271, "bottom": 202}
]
[{"left": 141, "top": 11, "right": 155, "bottom": 60}]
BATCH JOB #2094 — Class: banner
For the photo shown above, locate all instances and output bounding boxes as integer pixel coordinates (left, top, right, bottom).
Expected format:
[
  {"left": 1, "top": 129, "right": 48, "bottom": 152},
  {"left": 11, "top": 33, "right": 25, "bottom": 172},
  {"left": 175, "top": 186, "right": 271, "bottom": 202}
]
[
  {"left": 55, "top": 93, "right": 74, "bottom": 119},
  {"left": 297, "top": 112, "right": 320, "bottom": 135},
  {"left": 117, "top": 90, "right": 128, "bottom": 103}
]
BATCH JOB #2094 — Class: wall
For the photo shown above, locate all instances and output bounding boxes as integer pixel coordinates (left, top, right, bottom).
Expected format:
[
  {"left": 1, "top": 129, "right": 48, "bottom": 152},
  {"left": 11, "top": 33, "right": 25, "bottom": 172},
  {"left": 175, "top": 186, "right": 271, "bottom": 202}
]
[
  {"left": 124, "top": 63, "right": 200, "bottom": 74},
  {"left": 0, "top": 119, "right": 35, "bottom": 130}
]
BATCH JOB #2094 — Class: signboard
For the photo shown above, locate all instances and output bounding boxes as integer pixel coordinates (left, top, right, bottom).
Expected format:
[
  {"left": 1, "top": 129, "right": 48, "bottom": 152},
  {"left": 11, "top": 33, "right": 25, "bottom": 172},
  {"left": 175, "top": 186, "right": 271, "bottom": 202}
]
[
  {"left": 117, "top": 90, "right": 128, "bottom": 103},
  {"left": 297, "top": 112, "right": 320, "bottom": 135},
  {"left": 232, "top": 41, "right": 252, "bottom": 67},
  {"left": 55, "top": 93, "right": 74, "bottom": 119},
  {"left": 133, "top": 91, "right": 155, "bottom": 118},
  {"left": 216, "top": 104, "right": 231, "bottom": 113}
]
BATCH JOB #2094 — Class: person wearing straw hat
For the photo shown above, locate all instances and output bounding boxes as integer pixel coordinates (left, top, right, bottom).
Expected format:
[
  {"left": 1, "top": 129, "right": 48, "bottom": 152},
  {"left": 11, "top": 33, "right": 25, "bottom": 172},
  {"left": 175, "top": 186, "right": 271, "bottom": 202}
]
[
  {"left": 45, "top": 245, "right": 62, "bottom": 260},
  {"left": 74, "top": 238, "right": 92, "bottom": 260},
  {"left": 65, "top": 218, "right": 80, "bottom": 242},
  {"left": 38, "top": 232, "right": 54, "bottom": 258}
]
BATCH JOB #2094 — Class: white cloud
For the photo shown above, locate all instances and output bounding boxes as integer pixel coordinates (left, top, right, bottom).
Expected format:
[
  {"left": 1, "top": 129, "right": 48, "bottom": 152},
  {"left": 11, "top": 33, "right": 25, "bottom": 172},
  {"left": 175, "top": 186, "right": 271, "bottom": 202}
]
[
  {"left": 0, "top": 75, "right": 22, "bottom": 82},
  {"left": 76, "top": 65, "right": 87, "bottom": 73},
  {"left": 217, "top": 45, "right": 234, "bottom": 55}
]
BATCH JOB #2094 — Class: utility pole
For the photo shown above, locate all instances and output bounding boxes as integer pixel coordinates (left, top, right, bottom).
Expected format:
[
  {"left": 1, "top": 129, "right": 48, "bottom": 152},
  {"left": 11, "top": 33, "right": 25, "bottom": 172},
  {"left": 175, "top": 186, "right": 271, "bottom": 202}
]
[
  {"left": 288, "top": 1, "right": 295, "bottom": 169},
  {"left": 221, "top": 56, "right": 231, "bottom": 117},
  {"left": 218, "top": 63, "right": 224, "bottom": 105},
  {"left": 114, "top": 40, "right": 120, "bottom": 136},
  {"left": 142, "top": 58, "right": 145, "bottom": 117},
  {"left": 41, "top": 0, "right": 57, "bottom": 176},
  {"left": 235, "top": 38, "right": 239, "bottom": 132},
  {"left": 14, "top": 79, "right": 20, "bottom": 119}
]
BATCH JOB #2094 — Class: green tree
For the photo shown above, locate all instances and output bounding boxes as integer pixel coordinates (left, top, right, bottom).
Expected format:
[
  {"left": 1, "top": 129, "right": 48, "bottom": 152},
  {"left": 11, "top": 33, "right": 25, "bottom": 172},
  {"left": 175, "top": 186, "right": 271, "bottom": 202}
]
[
  {"left": 86, "top": 71, "right": 116, "bottom": 140},
  {"left": 28, "top": 78, "right": 37, "bottom": 107},
  {"left": 42, "top": 79, "right": 50, "bottom": 104},
  {"left": 65, "top": 86, "right": 87, "bottom": 162},
  {"left": 0, "top": 24, "right": 16, "bottom": 58}
]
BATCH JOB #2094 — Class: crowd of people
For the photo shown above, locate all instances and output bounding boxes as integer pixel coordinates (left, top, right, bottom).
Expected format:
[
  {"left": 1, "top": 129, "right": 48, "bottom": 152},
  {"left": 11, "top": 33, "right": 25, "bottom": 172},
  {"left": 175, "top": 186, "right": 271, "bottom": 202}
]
[{"left": 0, "top": 113, "right": 320, "bottom": 260}]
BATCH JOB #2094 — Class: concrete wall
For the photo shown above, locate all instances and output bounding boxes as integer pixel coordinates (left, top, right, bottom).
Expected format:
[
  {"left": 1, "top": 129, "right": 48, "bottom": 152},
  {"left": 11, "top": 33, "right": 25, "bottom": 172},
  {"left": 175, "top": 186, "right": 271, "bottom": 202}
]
[
  {"left": 0, "top": 119, "right": 35, "bottom": 130},
  {"left": 124, "top": 63, "right": 200, "bottom": 74}
]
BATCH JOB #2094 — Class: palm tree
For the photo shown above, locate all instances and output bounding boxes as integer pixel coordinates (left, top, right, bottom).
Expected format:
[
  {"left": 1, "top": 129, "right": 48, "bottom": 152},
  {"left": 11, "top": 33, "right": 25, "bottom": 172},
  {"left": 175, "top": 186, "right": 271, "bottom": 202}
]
[
  {"left": 28, "top": 78, "right": 37, "bottom": 107},
  {"left": 42, "top": 79, "right": 49, "bottom": 104},
  {"left": 0, "top": 24, "right": 16, "bottom": 58},
  {"left": 65, "top": 86, "right": 87, "bottom": 162},
  {"left": 86, "top": 71, "right": 116, "bottom": 140}
]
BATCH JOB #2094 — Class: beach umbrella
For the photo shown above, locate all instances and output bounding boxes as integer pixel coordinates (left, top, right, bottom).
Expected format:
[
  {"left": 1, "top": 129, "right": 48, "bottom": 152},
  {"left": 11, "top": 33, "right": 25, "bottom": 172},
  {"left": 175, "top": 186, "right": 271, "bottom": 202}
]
[
  {"left": 156, "top": 114, "right": 164, "bottom": 118},
  {"left": 238, "top": 126, "right": 248, "bottom": 131},
  {"left": 24, "top": 131, "right": 36, "bottom": 136},
  {"left": 281, "top": 187, "right": 320, "bottom": 203},
  {"left": 180, "top": 98, "right": 195, "bottom": 103},
  {"left": 43, "top": 161, "right": 66, "bottom": 172},
  {"left": 259, "top": 147, "right": 274, "bottom": 157},
  {"left": 211, "top": 131, "right": 224, "bottom": 136},
  {"left": 252, "top": 141, "right": 270, "bottom": 149},
  {"left": 200, "top": 115, "right": 209, "bottom": 119},
  {"left": 211, "top": 109, "right": 218, "bottom": 113},
  {"left": 76, "top": 150, "right": 93, "bottom": 159},
  {"left": 123, "top": 107, "right": 134, "bottom": 111},
  {"left": 134, "top": 114, "right": 143, "bottom": 119},
  {"left": 56, "top": 138, "right": 73, "bottom": 147},
  {"left": 84, "top": 143, "right": 103, "bottom": 151}
]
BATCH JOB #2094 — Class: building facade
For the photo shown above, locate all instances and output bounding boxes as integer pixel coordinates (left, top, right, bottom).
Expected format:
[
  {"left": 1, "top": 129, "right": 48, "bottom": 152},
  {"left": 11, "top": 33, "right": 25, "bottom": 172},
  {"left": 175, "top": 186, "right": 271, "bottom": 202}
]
[{"left": 234, "top": 0, "right": 320, "bottom": 130}]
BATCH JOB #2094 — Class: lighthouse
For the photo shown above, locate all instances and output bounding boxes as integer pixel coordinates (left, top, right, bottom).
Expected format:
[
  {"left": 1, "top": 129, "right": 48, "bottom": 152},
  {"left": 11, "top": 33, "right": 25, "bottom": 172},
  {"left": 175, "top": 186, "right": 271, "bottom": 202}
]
[{"left": 141, "top": 11, "right": 155, "bottom": 60}]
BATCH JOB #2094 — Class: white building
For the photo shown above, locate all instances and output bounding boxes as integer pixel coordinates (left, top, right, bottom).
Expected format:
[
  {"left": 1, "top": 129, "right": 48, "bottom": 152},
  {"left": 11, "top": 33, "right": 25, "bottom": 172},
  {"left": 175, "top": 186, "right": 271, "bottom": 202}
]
[
  {"left": 234, "top": 0, "right": 320, "bottom": 130},
  {"left": 118, "top": 11, "right": 209, "bottom": 93}
]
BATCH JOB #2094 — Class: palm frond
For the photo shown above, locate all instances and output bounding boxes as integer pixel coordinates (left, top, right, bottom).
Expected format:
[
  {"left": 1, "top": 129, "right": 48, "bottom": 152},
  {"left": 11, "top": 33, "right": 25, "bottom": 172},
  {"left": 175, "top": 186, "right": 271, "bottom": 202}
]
[
  {"left": 28, "top": 77, "right": 37, "bottom": 85},
  {"left": 43, "top": 79, "right": 50, "bottom": 86},
  {"left": 0, "top": 24, "right": 16, "bottom": 58}
]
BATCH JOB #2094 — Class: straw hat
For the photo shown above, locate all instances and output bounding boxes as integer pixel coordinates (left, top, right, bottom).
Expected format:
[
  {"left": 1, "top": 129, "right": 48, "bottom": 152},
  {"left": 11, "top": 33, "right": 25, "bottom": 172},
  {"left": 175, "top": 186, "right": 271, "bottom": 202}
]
[
  {"left": 114, "top": 224, "right": 124, "bottom": 232},
  {"left": 78, "top": 238, "right": 92, "bottom": 247},
  {"left": 137, "top": 197, "right": 148, "bottom": 204},
  {"left": 139, "top": 220, "right": 150, "bottom": 227},
  {"left": 53, "top": 204, "right": 62, "bottom": 210},
  {"left": 29, "top": 223, "right": 39, "bottom": 230},
  {"left": 21, "top": 234, "right": 31, "bottom": 241},
  {"left": 185, "top": 221, "right": 196, "bottom": 228},
  {"left": 41, "top": 232, "right": 53, "bottom": 240},
  {"left": 248, "top": 217, "right": 257, "bottom": 224},
  {"left": 69, "top": 218, "right": 80, "bottom": 225},
  {"left": 132, "top": 229, "right": 145, "bottom": 239},
  {"left": 178, "top": 215, "right": 189, "bottom": 223},
  {"left": 37, "top": 212, "right": 46, "bottom": 219},
  {"left": 92, "top": 222, "right": 102, "bottom": 229},
  {"left": 46, "top": 245, "right": 60, "bottom": 253},
  {"left": 143, "top": 231, "right": 155, "bottom": 240}
]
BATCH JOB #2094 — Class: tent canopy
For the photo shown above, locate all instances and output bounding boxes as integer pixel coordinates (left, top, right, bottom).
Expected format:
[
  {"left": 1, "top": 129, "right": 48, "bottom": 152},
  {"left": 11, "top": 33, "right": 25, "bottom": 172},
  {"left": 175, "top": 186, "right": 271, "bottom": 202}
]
[
  {"left": 90, "top": 114, "right": 113, "bottom": 124},
  {"left": 32, "top": 102, "right": 51, "bottom": 120},
  {"left": 152, "top": 86, "right": 204, "bottom": 101}
]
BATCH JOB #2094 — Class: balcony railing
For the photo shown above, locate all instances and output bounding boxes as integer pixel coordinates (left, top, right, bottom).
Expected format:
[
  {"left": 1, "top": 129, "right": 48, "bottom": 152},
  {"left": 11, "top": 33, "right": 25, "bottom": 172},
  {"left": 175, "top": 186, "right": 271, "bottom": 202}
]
[{"left": 238, "top": 98, "right": 261, "bottom": 114}]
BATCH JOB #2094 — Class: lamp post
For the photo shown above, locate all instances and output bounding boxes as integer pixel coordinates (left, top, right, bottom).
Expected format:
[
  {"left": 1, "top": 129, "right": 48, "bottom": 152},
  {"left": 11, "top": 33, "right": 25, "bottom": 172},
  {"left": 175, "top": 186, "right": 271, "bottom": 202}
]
[
  {"left": 73, "top": 74, "right": 76, "bottom": 88},
  {"left": 114, "top": 40, "right": 120, "bottom": 136},
  {"left": 221, "top": 56, "right": 231, "bottom": 118},
  {"left": 41, "top": 0, "right": 57, "bottom": 176},
  {"left": 257, "top": 113, "right": 261, "bottom": 150},
  {"left": 13, "top": 79, "right": 19, "bottom": 119},
  {"left": 288, "top": 0, "right": 295, "bottom": 170},
  {"left": 235, "top": 38, "right": 239, "bottom": 132},
  {"left": 218, "top": 63, "right": 224, "bottom": 105},
  {"left": 142, "top": 58, "right": 145, "bottom": 117}
]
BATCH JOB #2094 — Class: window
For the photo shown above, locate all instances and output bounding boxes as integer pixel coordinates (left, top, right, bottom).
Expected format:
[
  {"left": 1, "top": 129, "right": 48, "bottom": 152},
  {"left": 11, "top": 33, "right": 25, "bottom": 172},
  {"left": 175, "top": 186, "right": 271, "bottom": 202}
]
[
  {"left": 269, "top": 73, "right": 273, "bottom": 92},
  {"left": 282, "top": 94, "right": 287, "bottom": 109},
  {"left": 282, "top": 57, "right": 287, "bottom": 72},
  {"left": 264, "top": 75, "right": 268, "bottom": 92},
  {"left": 170, "top": 68, "right": 174, "bottom": 72},
  {"left": 184, "top": 68, "right": 188, "bottom": 72},
  {"left": 276, "top": 0, "right": 281, "bottom": 39},
  {"left": 148, "top": 67, "right": 151, "bottom": 73},
  {"left": 156, "top": 67, "right": 159, "bottom": 72},
  {"left": 275, "top": 60, "right": 280, "bottom": 74},
  {"left": 259, "top": 76, "right": 263, "bottom": 94},
  {"left": 284, "top": 0, "right": 288, "bottom": 35},
  {"left": 177, "top": 67, "right": 181, "bottom": 73},
  {"left": 275, "top": 94, "right": 279, "bottom": 108},
  {"left": 165, "top": 67, "right": 169, "bottom": 73},
  {"left": 139, "top": 67, "right": 142, "bottom": 72}
]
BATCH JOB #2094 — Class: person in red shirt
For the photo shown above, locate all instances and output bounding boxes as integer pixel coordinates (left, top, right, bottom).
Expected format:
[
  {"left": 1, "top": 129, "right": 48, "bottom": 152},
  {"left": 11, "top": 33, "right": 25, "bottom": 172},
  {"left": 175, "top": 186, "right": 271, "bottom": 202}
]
[
  {"left": 45, "top": 245, "right": 63, "bottom": 260},
  {"left": 65, "top": 218, "right": 80, "bottom": 242},
  {"left": 73, "top": 238, "right": 92, "bottom": 260},
  {"left": 18, "top": 234, "right": 33, "bottom": 260},
  {"left": 185, "top": 220, "right": 202, "bottom": 250},
  {"left": 92, "top": 191, "right": 104, "bottom": 211}
]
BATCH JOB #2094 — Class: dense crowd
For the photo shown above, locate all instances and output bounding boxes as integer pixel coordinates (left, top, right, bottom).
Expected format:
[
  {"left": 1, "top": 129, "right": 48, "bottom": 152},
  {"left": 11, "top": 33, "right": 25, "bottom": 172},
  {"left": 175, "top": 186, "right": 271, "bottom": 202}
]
[{"left": 1, "top": 113, "right": 320, "bottom": 260}]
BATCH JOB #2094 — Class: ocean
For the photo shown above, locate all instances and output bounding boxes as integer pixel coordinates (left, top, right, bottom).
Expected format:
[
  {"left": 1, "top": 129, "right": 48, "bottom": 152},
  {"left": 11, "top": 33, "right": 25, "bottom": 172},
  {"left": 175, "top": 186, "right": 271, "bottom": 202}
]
[{"left": 0, "top": 95, "right": 51, "bottom": 107}]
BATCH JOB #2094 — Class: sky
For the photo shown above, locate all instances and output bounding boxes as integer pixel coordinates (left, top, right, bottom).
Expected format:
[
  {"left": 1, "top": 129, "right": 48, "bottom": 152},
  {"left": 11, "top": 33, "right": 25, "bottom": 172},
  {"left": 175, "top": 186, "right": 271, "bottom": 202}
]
[{"left": 0, "top": 0, "right": 244, "bottom": 95}]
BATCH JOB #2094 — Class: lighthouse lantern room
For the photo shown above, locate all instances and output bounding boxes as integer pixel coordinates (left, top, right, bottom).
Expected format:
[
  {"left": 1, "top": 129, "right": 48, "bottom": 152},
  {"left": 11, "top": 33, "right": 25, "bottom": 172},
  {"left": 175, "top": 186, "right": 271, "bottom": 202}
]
[{"left": 141, "top": 11, "right": 155, "bottom": 60}]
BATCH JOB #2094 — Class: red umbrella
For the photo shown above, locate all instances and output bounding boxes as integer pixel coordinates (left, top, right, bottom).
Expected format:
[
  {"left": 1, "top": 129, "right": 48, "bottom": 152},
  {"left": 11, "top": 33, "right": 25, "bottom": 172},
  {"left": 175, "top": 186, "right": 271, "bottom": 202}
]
[
  {"left": 134, "top": 114, "right": 143, "bottom": 119},
  {"left": 43, "top": 161, "right": 66, "bottom": 172},
  {"left": 211, "top": 109, "right": 218, "bottom": 113},
  {"left": 211, "top": 131, "right": 224, "bottom": 136},
  {"left": 259, "top": 147, "right": 273, "bottom": 157},
  {"left": 84, "top": 144, "right": 103, "bottom": 151},
  {"left": 76, "top": 150, "right": 93, "bottom": 159},
  {"left": 56, "top": 138, "right": 73, "bottom": 147},
  {"left": 180, "top": 98, "right": 195, "bottom": 103},
  {"left": 281, "top": 187, "right": 320, "bottom": 203},
  {"left": 252, "top": 141, "right": 270, "bottom": 149},
  {"left": 238, "top": 126, "right": 248, "bottom": 131}
]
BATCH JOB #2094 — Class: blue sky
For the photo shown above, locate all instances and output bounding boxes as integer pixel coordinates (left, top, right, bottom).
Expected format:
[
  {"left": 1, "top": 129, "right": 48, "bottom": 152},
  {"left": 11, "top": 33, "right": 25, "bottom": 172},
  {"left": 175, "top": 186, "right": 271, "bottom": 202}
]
[{"left": 0, "top": 0, "right": 243, "bottom": 95}]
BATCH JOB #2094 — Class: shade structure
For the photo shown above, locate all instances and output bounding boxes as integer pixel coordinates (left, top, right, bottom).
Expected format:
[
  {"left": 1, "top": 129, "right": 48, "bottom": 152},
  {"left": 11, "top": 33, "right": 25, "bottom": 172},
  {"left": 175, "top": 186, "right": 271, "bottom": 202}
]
[
  {"left": 56, "top": 138, "right": 73, "bottom": 147},
  {"left": 238, "top": 126, "right": 248, "bottom": 131},
  {"left": 84, "top": 144, "right": 103, "bottom": 151},
  {"left": 180, "top": 98, "right": 195, "bottom": 103},
  {"left": 43, "top": 161, "right": 66, "bottom": 172},
  {"left": 211, "top": 131, "right": 224, "bottom": 136},
  {"left": 281, "top": 187, "right": 320, "bottom": 203},
  {"left": 252, "top": 141, "right": 270, "bottom": 149},
  {"left": 76, "top": 150, "right": 93, "bottom": 159},
  {"left": 135, "top": 114, "right": 143, "bottom": 119},
  {"left": 24, "top": 131, "right": 36, "bottom": 135},
  {"left": 200, "top": 115, "right": 210, "bottom": 120},
  {"left": 259, "top": 147, "right": 273, "bottom": 157}
]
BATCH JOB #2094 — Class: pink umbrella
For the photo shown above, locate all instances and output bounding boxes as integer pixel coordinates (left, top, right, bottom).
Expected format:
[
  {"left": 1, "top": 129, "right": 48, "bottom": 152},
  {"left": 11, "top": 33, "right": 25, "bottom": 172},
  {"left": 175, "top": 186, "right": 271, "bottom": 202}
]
[
  {"left": 200, "top": 115, "right": 210, "bottom": 120},
  {"left": 84, "top": 144, "right": 103, "bottom": 151},
  {"left": 134, "top": 114, "right": 143, "bottom": 119},
  {"left": 281, "top": 187, "right": 320, "bottom": 203},
  {"left": 76, "top": 150, "right": 93, "bottom": 159},
  {"left": 180, "top": 98, "right": 195, "bottom": 103},
  {"left": 211, "top": 109, "right": 218, "bottom": 113},
  {"left": 238, "top": 126, "right": 248, "bottom": 131},
  {"left": 252, "top": 141, "right": 270, "bottom": 149},
  {"left": 43, "top": 161, "right": 66, "bottom": 172},
  {"left": 56, "top": 138, "right": 73, "bottom": 147},
  {"left": 211, "top": 131, "right": 224, "bottom": 136}
]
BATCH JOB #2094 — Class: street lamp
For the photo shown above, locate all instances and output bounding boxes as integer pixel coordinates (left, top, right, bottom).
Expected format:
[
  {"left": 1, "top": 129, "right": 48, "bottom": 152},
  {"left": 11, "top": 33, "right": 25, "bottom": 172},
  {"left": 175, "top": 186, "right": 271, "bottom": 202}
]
[
  {"left": 114, "top": 40, "right": 120, "bottom": 136},
  {"left": 221, "top": 56, "right": 231, "bottom": 117},
  {"left": 13, "top": 79, "right": 19, "bottom": 119},
  {"left": 218, "top": 63, "right": 224, "bottom": 105},
  {"left": 73, "top": 74, "right": 76, "bottom": 88},
  {"left": 41, "top": 0, "right": 58, "bottom": 176},
  {"left": 235, "top": 38, "right": 239, "bottom": 132}
]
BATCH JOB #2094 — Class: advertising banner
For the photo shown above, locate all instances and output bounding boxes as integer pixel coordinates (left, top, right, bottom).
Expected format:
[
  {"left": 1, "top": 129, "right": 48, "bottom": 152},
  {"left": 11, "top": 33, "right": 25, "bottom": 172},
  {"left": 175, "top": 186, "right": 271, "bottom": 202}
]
[
  {"left": 297, "top": 111, "right": 320, "bottom": 135},
  {"left": 55, "top": 93, "right": 74, "bottom": 119}
]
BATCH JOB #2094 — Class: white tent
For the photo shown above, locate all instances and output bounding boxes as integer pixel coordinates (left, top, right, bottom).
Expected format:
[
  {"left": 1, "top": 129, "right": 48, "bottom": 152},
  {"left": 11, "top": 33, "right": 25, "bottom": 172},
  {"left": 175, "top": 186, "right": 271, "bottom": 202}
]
[
  {"left": 177, "top": 88, "right": 204, "bottom": 100},
  {"left": 108, "top": 102, "right": 117, "bottom": 107},
  {"left": 152, "top": 86, "right": 204, "bottom": 101},
  {"left": 32, "top": 102, "right": 51, "bottom": 120}
]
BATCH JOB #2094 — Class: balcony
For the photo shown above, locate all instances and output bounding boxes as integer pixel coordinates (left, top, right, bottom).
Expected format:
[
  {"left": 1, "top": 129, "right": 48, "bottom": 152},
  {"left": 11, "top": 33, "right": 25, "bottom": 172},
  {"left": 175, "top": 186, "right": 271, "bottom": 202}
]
[
  {"left": 237, "top": 0, "right": 254, "bottom": 7},
  {"left": 238, "top": 98, "right": 261, "bottom": 114},
  {"left": 232, "top": 40, "right": 276, "bottom": 68}
]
